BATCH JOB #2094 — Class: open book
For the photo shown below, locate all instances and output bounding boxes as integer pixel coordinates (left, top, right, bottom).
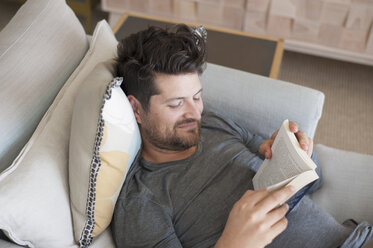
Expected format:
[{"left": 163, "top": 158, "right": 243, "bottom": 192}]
[{"left": 252, "top": 119, "right": 319, "bottom": 211}]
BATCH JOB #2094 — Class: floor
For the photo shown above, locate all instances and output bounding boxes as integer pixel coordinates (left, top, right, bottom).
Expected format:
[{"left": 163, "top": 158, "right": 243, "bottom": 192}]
[{"left": 279, "top": 51, "right": 373, "bottom": 155}]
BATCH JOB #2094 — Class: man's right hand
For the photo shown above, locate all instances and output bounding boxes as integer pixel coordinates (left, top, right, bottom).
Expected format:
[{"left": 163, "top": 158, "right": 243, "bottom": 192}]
[{"left": 214, "top": 186, "right": 296, "bottom": 248}]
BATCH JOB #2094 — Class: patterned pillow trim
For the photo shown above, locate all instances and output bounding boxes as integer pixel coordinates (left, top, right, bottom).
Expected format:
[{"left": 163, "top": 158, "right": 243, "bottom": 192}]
[{"left": 79, "top": 77, "right": 123, "bottom": 248}]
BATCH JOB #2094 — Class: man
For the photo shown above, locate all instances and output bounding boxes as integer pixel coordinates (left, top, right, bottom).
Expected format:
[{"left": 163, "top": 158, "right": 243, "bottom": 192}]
[{"left": 112, "top": 24, "right": 372, "bottom": 247}]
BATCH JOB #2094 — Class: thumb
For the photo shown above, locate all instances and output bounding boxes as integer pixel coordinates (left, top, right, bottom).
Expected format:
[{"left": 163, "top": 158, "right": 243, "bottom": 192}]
[{"left": 265, "top": 147, "right": 272, "bottom": 159}]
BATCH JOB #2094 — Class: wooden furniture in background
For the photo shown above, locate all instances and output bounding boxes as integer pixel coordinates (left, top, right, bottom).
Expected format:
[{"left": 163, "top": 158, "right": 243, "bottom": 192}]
[
  {"left": 102, "top": 0, "right": 373, "bottom": 66},
  {"left": 66, "top": 0, "right": 99, "bottom": 34},
  {"left": 113, "top": 13, "right": 284, "bottom": 78},
  {"left": 7, "top": 0, "right": 98, "bottom": 33}
]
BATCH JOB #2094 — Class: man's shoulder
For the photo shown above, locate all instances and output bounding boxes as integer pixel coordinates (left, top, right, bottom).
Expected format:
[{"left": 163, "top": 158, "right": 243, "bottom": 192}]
[
  {"left": 117, "top": 156, "right": 150, "bottom": 201},
  {"left": 116, "top": 171, "right": 163, "bottom": 213},
  {"left": 117, "top": 156, "right": 171, "bottom": 208},
  {"left": 202, "top": 110, "right": 231, "bottom": 126},
  {"left": 201, "top": 110, "right": 244, "bottom": 135}
]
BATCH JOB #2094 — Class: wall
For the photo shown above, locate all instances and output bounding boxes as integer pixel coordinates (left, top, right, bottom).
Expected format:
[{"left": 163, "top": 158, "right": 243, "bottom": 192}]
[{"left": 102, "top": 0, "right": 373, "bottom": 63}]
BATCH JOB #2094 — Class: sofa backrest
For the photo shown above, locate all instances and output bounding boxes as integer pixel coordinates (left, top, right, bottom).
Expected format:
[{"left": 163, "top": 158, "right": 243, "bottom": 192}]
[
  {"left": 0, "top": 0, "right": 89, "bottom": 172},
  {"left": 201, "top": 63, "right": 325, "bottom": 139}
]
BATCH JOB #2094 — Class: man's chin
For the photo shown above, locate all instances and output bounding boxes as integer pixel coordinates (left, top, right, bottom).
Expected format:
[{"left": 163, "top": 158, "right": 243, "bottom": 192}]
[
  {"left": 177, "top": 128, "right": 200, "bottom": 140},
  {"left": 171, "top": 132, "right": 200, "bottom": 150}
]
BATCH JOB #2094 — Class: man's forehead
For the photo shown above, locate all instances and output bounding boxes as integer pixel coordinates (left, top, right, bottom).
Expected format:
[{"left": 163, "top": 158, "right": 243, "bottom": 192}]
[{"left": 154, "top": 72, "right": 202, "bottom": 96}]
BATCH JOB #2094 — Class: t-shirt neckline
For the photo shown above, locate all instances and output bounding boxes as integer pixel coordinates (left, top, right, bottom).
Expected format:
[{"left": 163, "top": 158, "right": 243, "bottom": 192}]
[{"left": 140, "top": 139, "right": 204, "bottom": 169}]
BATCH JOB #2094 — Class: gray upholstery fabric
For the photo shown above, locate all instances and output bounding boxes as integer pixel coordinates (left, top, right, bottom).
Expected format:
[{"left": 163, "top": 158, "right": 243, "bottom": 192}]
[
  {"left": 311, "top": 144, "right": 373, "bottom": 224},
  {"left": 0, "top": 19, "right": 117, "bottom": 247},
  {"left": 201, "top": 63, "right": 325, "bottom": 139},
  {"left": 0, "top": 0, "right": 89, "bottom": 172},
  {"left": 0, "top": 239, "right": 22, "bottom": 248}
]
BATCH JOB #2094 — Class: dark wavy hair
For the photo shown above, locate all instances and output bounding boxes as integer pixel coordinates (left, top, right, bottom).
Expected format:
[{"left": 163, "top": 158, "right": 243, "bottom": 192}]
[{"left": 115, "top": 24, "right": 207, "bottom": 112}]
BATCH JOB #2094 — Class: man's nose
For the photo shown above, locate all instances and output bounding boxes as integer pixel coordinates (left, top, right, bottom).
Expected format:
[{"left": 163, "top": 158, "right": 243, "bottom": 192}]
[{"left": 184, "top": 100, "right": 202, "bottom": 120}]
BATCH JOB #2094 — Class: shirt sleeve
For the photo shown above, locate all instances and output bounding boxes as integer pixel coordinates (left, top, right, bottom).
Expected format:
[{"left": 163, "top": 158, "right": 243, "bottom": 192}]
[
  {"left": 201, "top": 111, "right": 266, "bottom": 155},
  {"left": 113, "top": 196, "right": 183, "bottom": 248}
]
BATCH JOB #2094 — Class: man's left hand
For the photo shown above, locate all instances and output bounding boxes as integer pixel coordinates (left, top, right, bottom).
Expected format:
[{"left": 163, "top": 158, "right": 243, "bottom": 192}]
[{"left": 258, "top": 121, "right": 313, "bottom": 159}]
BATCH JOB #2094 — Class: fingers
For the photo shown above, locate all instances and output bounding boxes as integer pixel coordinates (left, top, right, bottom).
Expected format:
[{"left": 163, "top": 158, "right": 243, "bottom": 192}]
[
  {"left": 268, "top": 203, "right": 289, "bottom": 219},
  {"left": 241, "top": 189, "right": 269, "bottom": 207},
  {"left": 307, "top": 137, "right": 314, "bottom": 157},
  {"left": 259, "top": 140, "right": 274, "bottom": 159},
  {"left": 270, "top": 214, "right": 289, "bottom": 238},
  {"left": 270, "top": 129, "right": 279, "bottom": 139},
  {"left": 263, "top": 140, "right": 273, "bottom": 159},
  {"left": 295, "top": 131, "right": 308, "bottom": 150},
  {"left": 267, "top": 203, "right": 289, "bottom": 228},
  {"left": 295, "top": 131, "right": 314, "bottom": 157},
  {"left": 265, "top": 148, "right": 272, "bottom": 159},
  {"left": 289, "top": 121, "right": 313, "bottom": 156},
  {"left": 219, "top": 188, "right": 291, "bottom": 247},
  {"left": 295, "top": 131, "right": 309, "bottom": 151},
  {"left": 288, "top": 121, "right": 298, "bottom": 133},
  {"left": 260, "top": 122, "right": 314, "bottom": 159},
  {"left": 255, "top": 186, "right": 296, "bottom": 214}
]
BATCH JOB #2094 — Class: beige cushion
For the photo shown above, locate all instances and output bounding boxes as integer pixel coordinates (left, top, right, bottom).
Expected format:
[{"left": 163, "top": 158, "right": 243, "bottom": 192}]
[
  {"left": 0, "top": 0, "right": 88, "bottom": 172},
  {"left": 90, "top": 227, "right": 116, "bottom": 248},
  {"left": 0, "top": 20, "right": 118, "bottom": 247},
  {"left": 69, "top": 63, "right": 141, "bottom": 246}
]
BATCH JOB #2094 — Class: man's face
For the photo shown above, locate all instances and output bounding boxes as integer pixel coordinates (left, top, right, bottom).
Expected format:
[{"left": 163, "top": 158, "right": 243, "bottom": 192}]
[{"left": 139, "top": 73, "right": 203, "bottom": 151}]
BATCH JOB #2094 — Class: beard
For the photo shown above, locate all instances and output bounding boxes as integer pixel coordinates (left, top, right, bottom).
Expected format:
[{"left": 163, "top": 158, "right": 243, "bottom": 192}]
[{"left": 141, "top": 117, "right": 201, "bottom": 151}]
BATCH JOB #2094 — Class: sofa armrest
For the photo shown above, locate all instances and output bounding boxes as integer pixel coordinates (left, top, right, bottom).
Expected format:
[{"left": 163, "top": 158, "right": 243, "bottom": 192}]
[
  {"left": 310, "top": 144, "right": 373, "bottom": 224},
  {"left": 201, "top": 63, "right": 325, "bottom": 139},
  {"left": 0, "top": 239, "right": 23, "bottom": 248}
]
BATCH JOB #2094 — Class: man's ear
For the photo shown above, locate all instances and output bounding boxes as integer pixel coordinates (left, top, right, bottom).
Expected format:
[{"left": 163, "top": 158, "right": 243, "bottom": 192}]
[{"left": 127, "top": 95, "right": 143, "bottom": 124}]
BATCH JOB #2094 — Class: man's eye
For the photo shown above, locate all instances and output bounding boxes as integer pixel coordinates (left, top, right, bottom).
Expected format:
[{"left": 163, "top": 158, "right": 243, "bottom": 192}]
[
  {"left": 193, "top": 92, "right": 202, "bottom": 101},
  {"left": 169, "top": 101, "right": 182, "bottom": 108}
]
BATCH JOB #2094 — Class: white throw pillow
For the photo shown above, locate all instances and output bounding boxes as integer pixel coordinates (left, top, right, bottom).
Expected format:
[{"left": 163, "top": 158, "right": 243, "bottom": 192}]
[
  {"left": 0, "top": 20, "right": 118, "bottom": 247},
  {"left": 69, "top": 64, "right": 141, "bottom": 247},
  {"left": 0, "top": 0, "right": 88, "bottom": 172}
]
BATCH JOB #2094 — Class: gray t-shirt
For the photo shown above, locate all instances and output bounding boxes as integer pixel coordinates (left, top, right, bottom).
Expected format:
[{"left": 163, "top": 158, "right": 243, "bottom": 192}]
[
  {"left": 112, "top": 111, "right": 265, "bottom": 248},
  {"left": 112, "top": 112, "right": 373, "bottom": 248}
]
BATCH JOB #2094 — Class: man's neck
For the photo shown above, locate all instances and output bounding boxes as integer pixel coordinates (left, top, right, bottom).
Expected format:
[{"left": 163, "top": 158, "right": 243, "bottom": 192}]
[{"left": 141, "top": 140, "right": 198, "bottom": 164}]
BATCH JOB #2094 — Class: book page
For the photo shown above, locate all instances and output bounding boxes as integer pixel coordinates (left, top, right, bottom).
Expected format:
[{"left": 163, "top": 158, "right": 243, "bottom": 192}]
[
  {"left": 287, "top": 170, "right": 319, "bottom": 192},
  {"left": 253, "top": 120, "right": 317, "bottom": 191}
]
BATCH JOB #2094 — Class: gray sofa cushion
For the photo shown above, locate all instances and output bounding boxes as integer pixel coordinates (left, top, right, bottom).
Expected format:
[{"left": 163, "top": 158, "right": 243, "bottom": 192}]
[
  {"left": 201, "top": 63, "right": 325, "bottom": 139},
  {"left": 0, "top": 239, "right": 22, "bottom": 248},
  {"left": 311, "top": 144, "right": 373, "bottom": 224},
  {"left": 0, "top": 0, "right": 89, "bottom": 172}
]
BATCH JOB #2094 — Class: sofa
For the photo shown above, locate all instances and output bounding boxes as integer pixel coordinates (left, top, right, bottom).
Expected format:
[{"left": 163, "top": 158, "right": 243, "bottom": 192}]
[{"left": 0, "top": 0, "right": 372, "bottom": 247}]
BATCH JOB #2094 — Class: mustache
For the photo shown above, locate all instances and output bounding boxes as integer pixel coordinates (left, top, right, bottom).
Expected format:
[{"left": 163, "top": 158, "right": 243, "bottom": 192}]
[{"left": 175, "top": 118, "right": 200, "bottom": 127}]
